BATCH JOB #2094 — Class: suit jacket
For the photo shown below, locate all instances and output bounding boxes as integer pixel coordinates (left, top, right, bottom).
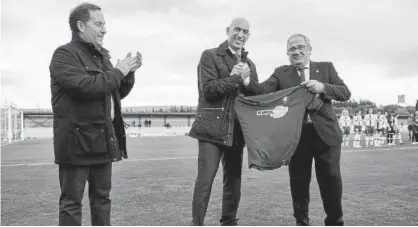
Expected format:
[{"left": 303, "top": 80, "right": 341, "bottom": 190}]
[{"left": 254, "top": 61, "right": 351, "bottom": 146}]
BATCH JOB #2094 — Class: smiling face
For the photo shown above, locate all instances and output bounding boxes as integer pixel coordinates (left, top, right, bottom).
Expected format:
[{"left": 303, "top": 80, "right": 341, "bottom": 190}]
[
  {"left": 78, "top": 9, "right": 106, "bottom": 48},
  {"left": 226, "top": 18, "right": 250, "bottom": 52},
  {"left": 287, "top": 35, "right": 312, "bottom": 67}
]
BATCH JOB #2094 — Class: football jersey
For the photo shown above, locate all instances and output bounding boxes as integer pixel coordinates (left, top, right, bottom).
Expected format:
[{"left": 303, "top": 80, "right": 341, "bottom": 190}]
[
  {"left": 407, "top": 117, "right": 413, "bottom": 125},
  {"left": 235, "top": 86, "right": 323, "bottom": 171},
  {"left": 339, "top": 115, "right": 351, "bottom": 127},
  {"left": 412, "top": 116, "right": 418, "bottom": 132},
  {"left": 387, "top": 116, "right": 396, "bottom": 127},
  {"left": 377, "top": 115, "right": 387, "bottom": 129},
  {"left": 353, "top": 115, "right": 363, "bottom": 126},
  {"left": 364, "top": 114, "right": 377, "bottom": 127},
  {"left": 413, "top": 116, "right": 418, "bottom": 127}
]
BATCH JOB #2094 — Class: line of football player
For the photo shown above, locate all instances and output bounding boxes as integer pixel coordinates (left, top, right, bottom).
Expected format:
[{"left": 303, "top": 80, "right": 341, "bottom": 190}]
[{"left": 338, "top": 108, "right": 418, "bottom": 148}]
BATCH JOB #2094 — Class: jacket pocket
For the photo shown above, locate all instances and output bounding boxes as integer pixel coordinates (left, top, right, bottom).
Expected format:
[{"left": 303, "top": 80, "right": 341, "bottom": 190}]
[
  {"left": 70, "top": 121, "right": 108, "bottom": 156},
  {"left": 192, "top": 111, "right": 224, "bottom": 140}
]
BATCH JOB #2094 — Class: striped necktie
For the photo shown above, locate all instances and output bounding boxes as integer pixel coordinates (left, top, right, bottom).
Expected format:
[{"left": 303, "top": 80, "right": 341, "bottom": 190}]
[{"left": 234, "top": 52, "right": 241, "bottom": 64}]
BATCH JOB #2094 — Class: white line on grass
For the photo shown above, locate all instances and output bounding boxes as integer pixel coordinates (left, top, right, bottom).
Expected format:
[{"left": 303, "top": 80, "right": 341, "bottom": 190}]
[
  {"left": 342, "top": 146, "right": 416, "bottom": 153},
  {"left": 1, "top": 146, "right": 416, "bottom": 167},
  {"left": 0, "top": 157, "right": 198, "bottom": 167},
  {"left": 123, "top": 156, "right": 197, "bottom": 162},
  {"left": 1, "top": 162, "right": 55, "bottom": 167}
]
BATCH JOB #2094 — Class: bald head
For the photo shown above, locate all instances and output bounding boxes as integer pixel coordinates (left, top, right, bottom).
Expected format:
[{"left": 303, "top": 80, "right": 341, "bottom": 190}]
[
  {"left": 229, "top": 17, "right": 250, "bottom": 30},
  {"left": 226, "top": 17, "right": 250, "bottom": 52}
]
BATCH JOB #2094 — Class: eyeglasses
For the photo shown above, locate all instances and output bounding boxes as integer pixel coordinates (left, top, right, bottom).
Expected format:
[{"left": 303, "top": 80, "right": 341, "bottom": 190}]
[
  {"left": 233, "top": 27, "right": 249, "bottom": 35},
  {"left": 287, "top": 45, "right": 307, "bottom": 53}
]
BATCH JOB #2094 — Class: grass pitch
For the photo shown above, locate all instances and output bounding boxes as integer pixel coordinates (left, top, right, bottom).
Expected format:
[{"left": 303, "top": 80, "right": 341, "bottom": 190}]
[{"left": 1, "top": 136, "right": 418, "bottom": 225}]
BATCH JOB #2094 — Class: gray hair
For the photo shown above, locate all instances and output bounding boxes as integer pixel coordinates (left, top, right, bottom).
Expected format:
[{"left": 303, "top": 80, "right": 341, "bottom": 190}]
[{"left": 287, "top": 33, "right": 311, "bottom": 49}]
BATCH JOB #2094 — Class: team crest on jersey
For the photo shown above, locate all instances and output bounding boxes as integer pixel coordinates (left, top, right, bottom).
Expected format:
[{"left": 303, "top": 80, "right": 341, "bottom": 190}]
[
  {"left": 282, "top": 96, "right": 289, "bottom": 104},
  {"left": 256, "top": 106, "right": 289, "bottom": 119}
]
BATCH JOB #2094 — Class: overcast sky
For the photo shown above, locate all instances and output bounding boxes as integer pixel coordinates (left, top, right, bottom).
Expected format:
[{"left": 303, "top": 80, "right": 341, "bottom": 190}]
[{"left": 1, "top": 0, "right": 417, "bottom": 109}]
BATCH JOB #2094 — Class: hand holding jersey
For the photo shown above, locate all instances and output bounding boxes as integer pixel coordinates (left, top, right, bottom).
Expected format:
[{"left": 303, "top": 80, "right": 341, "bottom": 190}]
[{"left": 301, "top": 79, "right": 325, "bottom": 94}]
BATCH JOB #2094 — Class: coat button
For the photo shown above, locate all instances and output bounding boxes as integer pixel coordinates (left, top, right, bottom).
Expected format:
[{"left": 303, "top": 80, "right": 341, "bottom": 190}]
[
  {"left": 217, "top": 116, "right": 220, "bottom": 119},
  {"left": 111, "top": 138, "right": 114, "bottom": 141}
]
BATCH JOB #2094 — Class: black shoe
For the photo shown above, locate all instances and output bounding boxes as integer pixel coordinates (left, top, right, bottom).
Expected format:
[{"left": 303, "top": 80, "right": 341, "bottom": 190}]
[
  {"left": 220, "top": 218, "right": 239, "bottom": 226},
  {"left": 324, "top": 217, "right": 344, "bottom": 226},
  {"left": 189, "top": 219, "right": 202, "bottom": 226},
  {"left": 296, "top": 220, "right": 310, "bottom": 226}
]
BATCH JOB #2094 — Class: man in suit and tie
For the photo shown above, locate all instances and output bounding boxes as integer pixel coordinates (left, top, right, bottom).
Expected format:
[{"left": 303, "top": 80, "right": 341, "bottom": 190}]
[
  {"left": 188, "top": 18, "right": 260, "bottom": 225},
  {"left": 253, "top": 34, "right": 351, "bottom": 225}
]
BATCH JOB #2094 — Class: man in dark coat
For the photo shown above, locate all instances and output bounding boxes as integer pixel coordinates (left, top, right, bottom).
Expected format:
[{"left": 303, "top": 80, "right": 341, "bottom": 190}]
[
  {"left": 252, "top": 34, "right": 351, "bottom": 226},
  {"left": 188, "top": 17, "right": 260, "bottom": 226},
  {"left": 49, "top": 3, "right": 141, "bottom": 225}
]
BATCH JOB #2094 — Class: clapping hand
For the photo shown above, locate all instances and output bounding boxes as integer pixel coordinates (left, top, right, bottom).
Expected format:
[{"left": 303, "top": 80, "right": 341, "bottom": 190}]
[
  {"left": 130, "top": 51, "right": 142, "bottom": 72},
  {"left": 115, "top": 52, "right": 138, "bottom": 76}
]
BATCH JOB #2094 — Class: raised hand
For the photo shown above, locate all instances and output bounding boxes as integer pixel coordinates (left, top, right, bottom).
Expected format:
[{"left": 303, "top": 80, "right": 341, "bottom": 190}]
[
  {"left": 115, "top": 52, "right": 138, "bottom": 76},
  {"left": 130, "top": 51, "right": 142, "bottom": 72}
]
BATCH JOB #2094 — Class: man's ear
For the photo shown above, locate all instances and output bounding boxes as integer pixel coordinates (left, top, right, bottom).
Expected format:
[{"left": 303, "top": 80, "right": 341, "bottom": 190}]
[
  {"left": 226, "top": 26, "right": 230, "bottom": 36},
  {"left": 77, "top": 21, "right": 85, "bottom": 33}
]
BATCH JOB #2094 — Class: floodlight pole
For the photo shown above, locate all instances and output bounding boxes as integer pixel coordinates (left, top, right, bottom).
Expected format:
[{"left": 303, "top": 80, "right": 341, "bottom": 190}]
[
  {"left": 8, "top": 106, "right": 12, "bottom": 143},
  {"left": 21, "top": 111, "right": 24, "bottom": 140}
]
